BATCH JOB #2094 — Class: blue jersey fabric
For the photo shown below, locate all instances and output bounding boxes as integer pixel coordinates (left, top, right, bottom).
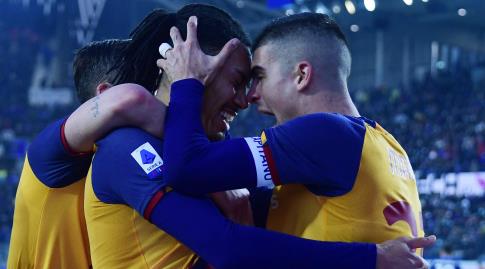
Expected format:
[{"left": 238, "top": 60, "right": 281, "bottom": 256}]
[
  {"left": 263, "top": 113, "right": 365, "bottom": 196},
  {"left": 163, "top": 79, "right": 365, "bottom": 196},
  {"left": 91, "top": 127, "right": 166, "bottom": 216},
  {"left": 28, "top": 117, "right": 93, "bottom": 188}
]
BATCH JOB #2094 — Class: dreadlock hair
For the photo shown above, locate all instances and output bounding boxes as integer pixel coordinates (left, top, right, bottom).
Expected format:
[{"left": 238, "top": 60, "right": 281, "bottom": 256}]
[
  {"left": 112, "top": 4, "right": 250, "bottom": 93},
  {"left": 73, "top": 39, "right": 129, "bottom": 103}
]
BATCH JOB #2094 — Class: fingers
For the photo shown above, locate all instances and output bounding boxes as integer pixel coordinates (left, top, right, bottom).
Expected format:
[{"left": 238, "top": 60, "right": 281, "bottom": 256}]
[
  {"left": 410, "top": 255, "right": 424, "bottom": 268},
  {"left": 156, "top": 59, "right": 167, "bottom": 72},
  {"left": 419, "top": 257, "right": 429, "bottom": 269},
  {"left": 406, "top": 235, "right": 436, "bottom": 250},
  {"left": 214, "top": 38, "right": 241, "bottom": 68},
  {"left": 421, "top": 258, "right": 429, "bottom": 269},
  {"left": 170, "top": 26, "right": 182, "bottom": 46},
  {"left": 185, "top": 16, "right": 199, "bottom": 46},
  {"left": 409, "top": 254, "right": 429, "bottom": 269}
]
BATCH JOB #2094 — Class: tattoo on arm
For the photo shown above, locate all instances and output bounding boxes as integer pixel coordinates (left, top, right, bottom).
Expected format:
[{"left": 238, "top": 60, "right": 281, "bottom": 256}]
[{"left": 90, "top": 96, "right": 100, "bottom": 118}]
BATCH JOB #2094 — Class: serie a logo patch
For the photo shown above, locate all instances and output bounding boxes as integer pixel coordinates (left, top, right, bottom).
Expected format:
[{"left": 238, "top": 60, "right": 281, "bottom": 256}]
[{"left": 131, "top": 142, "right": 163, "bottom": 179}]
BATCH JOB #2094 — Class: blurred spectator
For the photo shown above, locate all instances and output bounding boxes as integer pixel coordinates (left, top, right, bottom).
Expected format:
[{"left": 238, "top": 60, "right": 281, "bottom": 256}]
[
  {"left": 421, "top": 194, "right": 485, "bottom": 260},
  {"left": 352, "top": 68, "right": 485, "bottom": 176}
]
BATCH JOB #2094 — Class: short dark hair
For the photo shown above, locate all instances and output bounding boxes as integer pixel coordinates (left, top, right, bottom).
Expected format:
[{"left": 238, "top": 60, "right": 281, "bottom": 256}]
[
  {"left": 73, "top": 39, "right": 129, "bottom": 103},
  {"left": 252, "top": 13, "right": 348, "bottom": 52},
  {"left": 252, "top": 13, "right": 351, "bottom": 78},
  {"left": 113, "top": 4, "right": 251, "bottom": 92}
]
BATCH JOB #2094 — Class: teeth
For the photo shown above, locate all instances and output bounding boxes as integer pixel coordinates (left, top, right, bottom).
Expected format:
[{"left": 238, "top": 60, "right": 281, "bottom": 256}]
[{"left": 221, "top": 111, "right": 235, "bottom": 122}]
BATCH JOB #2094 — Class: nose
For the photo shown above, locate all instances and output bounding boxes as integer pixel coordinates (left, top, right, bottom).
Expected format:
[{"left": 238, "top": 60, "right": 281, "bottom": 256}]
[
  {"left": 246, "top": 84, "right": 260, "bottom": 104},
  {"left": 233, "top": 89, "right": 249, "bottom": 109}
]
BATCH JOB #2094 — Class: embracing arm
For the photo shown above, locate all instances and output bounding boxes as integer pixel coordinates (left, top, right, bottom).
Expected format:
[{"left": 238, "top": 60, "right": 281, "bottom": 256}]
[
  {"left": 150, "top": 191, "right": 434, "bottom": 269},
  {"left": 150, "top": 191, "right": 377, "bottom": 269},
  {"left": 162, "top": 79, "right": 262, "bottom": 195},
  {"left": 163, "top": 79, "right": 365, "bottom": 197},
  {"left": 64, "top": 83, "right": 166, "bottom": 153},
  {"left": 28, "top": 83, "right": 165, "bottom": 188}
]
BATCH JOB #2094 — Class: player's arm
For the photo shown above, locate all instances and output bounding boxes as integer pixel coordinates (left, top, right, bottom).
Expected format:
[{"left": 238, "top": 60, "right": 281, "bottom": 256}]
[
  {"left": 150, "top": 192, "right": 434, "bottom": 269},
  {"left": 64, "top": 83, "right": 166, "bottom": 153},
  {"left": 91, "top": 128, "right": 434, "bottom": 269},
  {"left": 162, "top": 79, "right": 364, "bottom": 196},
  {"left": 162, "top": 79, "right": 267, "bottom": 194},
  {"left": 28, "top": 83, "right": 166, "bottom": 188},
  {"left": 28, "top": 117, "right": 94, "bottom": 188}
]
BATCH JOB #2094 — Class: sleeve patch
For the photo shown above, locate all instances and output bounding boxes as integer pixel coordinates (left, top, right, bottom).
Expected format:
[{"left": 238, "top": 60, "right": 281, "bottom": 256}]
[
  {"left": 131, "top": 142, "right": 163, "bottom": 179},
  {"left": 244, "top": 137, "right": 275, "bottom": 189}
]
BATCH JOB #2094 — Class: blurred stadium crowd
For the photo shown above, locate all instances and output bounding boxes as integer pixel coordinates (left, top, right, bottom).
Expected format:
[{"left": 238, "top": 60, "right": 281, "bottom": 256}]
[
  {"left": 1, "top": 12, "right": 485, "bottom": 269},
  {"left": 354, "top": 66, "right": 485, "bottom": 176},
  {"left": 0, "top": 23, "right": 76, "bottom": 264}
]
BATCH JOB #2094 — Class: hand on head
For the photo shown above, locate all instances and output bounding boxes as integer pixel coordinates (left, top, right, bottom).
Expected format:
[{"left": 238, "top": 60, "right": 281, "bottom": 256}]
[{"left": 157, "top": 16, "right": 241, "bottom": 86}]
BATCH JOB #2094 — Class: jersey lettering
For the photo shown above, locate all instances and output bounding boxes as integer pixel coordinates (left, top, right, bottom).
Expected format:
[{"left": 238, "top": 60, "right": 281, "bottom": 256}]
[{"left": 244, "top": 137, "right": 274, "bottom": 188}]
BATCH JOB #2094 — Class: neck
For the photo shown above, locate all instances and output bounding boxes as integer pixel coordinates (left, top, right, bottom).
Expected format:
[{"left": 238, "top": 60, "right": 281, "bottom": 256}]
[
  {"left": 156, "top": 77, "right": 171, "bottom": 106},
  {"left": 298, "top": 82, "right": 360, "bottom": 118}
]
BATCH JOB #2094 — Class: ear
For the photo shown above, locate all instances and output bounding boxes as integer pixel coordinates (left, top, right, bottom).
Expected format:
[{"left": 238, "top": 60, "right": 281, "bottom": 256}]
[
  {"left": 293, "top": 61, "right": 312, "bottom": 92},
  {"left": 96, "top": 82, "right": 113, "bottom": 95}
]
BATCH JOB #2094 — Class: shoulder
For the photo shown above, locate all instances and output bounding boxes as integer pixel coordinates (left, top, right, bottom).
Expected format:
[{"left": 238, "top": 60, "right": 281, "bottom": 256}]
[
  {"left": 97, "top": 127, "right": 162, "bottom": 151},
  {"left": 94, "top": 127, "right": 163, "bottom": 174},
  {"left": 28, "top": 117, "right": 92, "bottom": 188},
  {"left": 266, "top": 113, "right": 366, "bottom": 145},
  {"left": 282, "top": 112, "right": 365, "bottom": 131},
  {"left": 92, "top": 127, "right": 165, "bottom": 212}
]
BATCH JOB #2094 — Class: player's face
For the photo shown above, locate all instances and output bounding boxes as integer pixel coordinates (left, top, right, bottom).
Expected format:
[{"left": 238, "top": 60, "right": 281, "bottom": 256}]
[
  {"left": 247, "top": 44, "right": 294, "bottom": 123},
  {"left": 202, "top": 46, "right": 251, "bottom": 140}
]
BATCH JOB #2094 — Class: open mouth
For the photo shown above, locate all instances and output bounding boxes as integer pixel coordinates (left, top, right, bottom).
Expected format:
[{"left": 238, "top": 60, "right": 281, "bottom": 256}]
[
  {"left": 221, "top": 111, "right": 236, "bottom": 123},
  {"left": 220, "top": 110, "right": 238, "bottom": 131}
]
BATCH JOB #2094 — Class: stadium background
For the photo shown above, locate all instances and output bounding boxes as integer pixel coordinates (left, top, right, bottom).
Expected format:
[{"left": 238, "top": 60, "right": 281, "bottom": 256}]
[{"left": 0, "top": 0, "right": 484, "bottom": 268}]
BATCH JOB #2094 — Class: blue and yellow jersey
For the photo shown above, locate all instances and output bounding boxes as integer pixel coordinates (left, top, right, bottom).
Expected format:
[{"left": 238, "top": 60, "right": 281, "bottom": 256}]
[
  {"left": 7, "top": 119, "right": 92, "bottom": 269},
  {"left": 255, "top": 113, "right": 424, "bottom": 252},
  {"left": 85, "top": 128, "right": 198, "bottom": 269}
]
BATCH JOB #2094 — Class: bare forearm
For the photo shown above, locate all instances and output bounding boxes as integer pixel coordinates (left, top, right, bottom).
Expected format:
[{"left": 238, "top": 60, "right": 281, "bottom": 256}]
[{"left": 64, "top": 83, "right": 166, "bottom": 153}]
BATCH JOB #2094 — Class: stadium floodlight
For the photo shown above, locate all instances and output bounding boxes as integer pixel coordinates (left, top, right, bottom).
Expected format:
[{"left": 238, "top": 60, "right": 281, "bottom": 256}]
[
  {"left": 350, "top": 24, "right": 360, "bottom": 32},
  {"left": 285, "top": 8, "right": 295, "bottom": 15},
  {"left": 364, "top": 0, "right": 376, "bottom": 12},
  {"left": 332, "top": 4, "right": 341, "bottom": 14},
  {"left": 344, "top": 0, "right": 356, "bottom": 14},
  {"left": 403, "top": 0, "right": 413, "bottom": 6},
  {"left": 300, "top": 5, "right": 311, "bottom": 13},
  {"left": 236, "top": 0, "right": 245, "bottom": 8},
  {"left": 315, "top": 3, "right": 330, "bottom": 14}
]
